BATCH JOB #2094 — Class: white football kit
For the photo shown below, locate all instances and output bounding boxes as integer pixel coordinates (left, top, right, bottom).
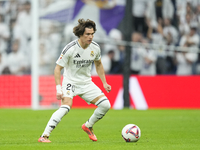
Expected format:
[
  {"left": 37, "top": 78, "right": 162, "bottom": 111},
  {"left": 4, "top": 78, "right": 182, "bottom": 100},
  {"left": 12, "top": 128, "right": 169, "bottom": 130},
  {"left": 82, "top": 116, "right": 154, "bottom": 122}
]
[{"left": 56, "top": 39, "right": 103, "bottom": 103}]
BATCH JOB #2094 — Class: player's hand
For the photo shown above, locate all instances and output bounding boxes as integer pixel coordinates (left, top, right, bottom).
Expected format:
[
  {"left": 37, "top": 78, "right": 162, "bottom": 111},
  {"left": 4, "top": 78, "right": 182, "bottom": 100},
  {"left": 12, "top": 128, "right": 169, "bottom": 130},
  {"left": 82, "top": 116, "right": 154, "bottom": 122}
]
[
  {"left": 104, "top": 83, "right": 111, "bottom": 93},
  {"left": 56, "top": 85, "right": 63, "bottom": 100},
  {"left": 56, "top": 92, "right": 63, "bottom": 100}
]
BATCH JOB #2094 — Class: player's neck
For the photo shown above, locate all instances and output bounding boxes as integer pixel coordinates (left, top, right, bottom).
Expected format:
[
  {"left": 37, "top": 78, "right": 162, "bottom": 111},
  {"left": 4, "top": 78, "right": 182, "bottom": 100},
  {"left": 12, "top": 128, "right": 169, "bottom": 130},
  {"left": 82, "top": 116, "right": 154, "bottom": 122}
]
[{"left": 78, "top": 39, "right": 89, "bottom": 49}]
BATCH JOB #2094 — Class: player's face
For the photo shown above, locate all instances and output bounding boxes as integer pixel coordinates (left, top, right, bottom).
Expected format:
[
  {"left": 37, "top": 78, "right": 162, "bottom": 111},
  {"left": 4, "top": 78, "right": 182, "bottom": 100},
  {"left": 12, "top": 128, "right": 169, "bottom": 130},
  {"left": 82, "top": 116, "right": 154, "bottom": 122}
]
[{"left": 80, "top": 27, "right": 94, "bottom": 47}]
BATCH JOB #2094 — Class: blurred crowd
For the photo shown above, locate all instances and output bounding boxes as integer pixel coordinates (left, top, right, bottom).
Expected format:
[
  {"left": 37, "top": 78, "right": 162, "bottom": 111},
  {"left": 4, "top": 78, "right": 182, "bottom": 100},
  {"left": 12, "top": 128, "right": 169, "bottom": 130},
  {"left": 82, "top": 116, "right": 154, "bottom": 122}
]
[
  {"left": 95, "top": 0, "right": 200, "bottom": 75},
  {"left": 0, "top": 0, "right": 62, "bottom": 75},
  {"left": 0, "top": 0, "right": 31, "bottom": 75},
  {"left": 0, "top": 0, "right": 200, "bottom": 76}
]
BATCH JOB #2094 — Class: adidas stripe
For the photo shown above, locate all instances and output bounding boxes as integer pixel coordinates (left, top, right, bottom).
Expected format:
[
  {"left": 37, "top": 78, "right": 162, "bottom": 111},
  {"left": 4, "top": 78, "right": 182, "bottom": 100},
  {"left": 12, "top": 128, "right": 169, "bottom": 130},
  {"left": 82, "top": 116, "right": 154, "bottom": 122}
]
[{"left": 62, "top": 42, "right": 76, "bottom": 55}]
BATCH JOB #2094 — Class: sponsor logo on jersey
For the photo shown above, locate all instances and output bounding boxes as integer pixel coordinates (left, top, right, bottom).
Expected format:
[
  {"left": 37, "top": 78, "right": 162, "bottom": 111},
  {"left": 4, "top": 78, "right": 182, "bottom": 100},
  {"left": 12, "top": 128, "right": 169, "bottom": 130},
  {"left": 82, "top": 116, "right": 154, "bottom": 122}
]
[
  {"left": 74, "top": 53, "right": 81, "bottom": 58},
  {"left": 90, "top": 51, "right": 94, "bottom": 57},
  {"left": 73, "top": 59, "right": 94, "bottom": 68}
]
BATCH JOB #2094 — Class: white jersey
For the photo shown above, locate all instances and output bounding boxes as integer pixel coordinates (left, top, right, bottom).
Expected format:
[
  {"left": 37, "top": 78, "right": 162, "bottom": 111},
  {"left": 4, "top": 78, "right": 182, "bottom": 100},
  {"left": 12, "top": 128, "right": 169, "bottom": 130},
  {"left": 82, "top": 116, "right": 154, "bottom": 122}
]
[{"left": 56, "top": 39, "right": 101, "bottom": 84}]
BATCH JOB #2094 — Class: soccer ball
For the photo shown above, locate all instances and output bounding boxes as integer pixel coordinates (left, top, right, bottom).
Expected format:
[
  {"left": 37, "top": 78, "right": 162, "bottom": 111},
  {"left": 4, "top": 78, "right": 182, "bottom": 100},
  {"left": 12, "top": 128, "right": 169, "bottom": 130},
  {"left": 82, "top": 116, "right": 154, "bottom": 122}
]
[{"left": 121, "top": 124, "right": 141, "bottom": 142}]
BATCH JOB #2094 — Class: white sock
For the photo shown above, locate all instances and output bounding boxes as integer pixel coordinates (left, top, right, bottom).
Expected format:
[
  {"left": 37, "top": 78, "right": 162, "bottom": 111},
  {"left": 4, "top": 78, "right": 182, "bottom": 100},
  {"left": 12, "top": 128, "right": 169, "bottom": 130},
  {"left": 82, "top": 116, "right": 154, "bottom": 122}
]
[
  {"left": 42, "top": 105, "right": 70, "bottom": 137},
  {"left": 85, "top": 97, "right": 111, "bottom": 128}
]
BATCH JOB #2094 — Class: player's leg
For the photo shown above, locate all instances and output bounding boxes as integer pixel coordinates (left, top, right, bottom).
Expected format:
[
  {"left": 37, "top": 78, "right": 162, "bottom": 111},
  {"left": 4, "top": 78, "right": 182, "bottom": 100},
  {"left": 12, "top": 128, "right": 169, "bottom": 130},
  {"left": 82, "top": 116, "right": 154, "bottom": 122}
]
[
  {"left": 82, "top": 95, "right": 110, "bottom": 141},
  {"left": 81, "top": 82, "right": 111, "bottom": 141},
  {"left": 85, "top": 95, "right": 111, "bottom": 128},
  {"left": 38, "top": 97, "right": 72, "bottom": 143}
]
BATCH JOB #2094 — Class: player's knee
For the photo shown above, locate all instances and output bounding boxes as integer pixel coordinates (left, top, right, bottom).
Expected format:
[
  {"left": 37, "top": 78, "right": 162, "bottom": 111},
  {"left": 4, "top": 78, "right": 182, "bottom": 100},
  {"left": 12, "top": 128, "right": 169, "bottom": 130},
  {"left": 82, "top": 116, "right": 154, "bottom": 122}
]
[
  {"left": 102, "top": 100, "right": 111, "bottom": 111},
  {"left": 95, "top": 97, "right": 111, "bottom": 112},
  {"left": 60, "top": 105, "right": 71, "bottom": 115},
  {"left": 61, "top": 97, "right": 73, "bottom": 108}
]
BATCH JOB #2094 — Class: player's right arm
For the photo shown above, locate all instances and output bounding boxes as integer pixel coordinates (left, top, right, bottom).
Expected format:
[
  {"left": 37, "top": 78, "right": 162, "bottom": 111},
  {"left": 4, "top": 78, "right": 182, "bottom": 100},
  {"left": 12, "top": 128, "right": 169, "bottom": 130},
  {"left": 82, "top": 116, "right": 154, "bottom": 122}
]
[{"left": 54, "top": 64, "right": 64, "bottom": 100}]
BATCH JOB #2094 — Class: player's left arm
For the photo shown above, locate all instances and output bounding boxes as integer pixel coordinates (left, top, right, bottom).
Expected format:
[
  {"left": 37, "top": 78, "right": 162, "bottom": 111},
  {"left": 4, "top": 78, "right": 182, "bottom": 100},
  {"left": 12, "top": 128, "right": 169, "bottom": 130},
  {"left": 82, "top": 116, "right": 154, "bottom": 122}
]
[{"left": 94, "top": 59, "right": 111, "bottom": 93}]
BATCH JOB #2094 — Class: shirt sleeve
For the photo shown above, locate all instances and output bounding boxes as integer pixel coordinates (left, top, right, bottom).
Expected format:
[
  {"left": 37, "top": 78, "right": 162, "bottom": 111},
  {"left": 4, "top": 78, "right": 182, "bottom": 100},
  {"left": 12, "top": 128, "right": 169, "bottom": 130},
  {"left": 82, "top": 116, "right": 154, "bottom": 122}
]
[
  {"left": 56, "top": 47, "right": 71, "bottom": 67},
  {"left": 95, "top": 47, "right": 101, "bottom": 61}
]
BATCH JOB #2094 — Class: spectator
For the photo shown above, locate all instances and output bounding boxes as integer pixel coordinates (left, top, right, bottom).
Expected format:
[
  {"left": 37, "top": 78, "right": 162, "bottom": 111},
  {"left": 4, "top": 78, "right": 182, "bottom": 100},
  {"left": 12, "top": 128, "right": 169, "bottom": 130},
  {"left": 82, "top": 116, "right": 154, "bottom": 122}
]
[
  {"left": 0, "top": 1, "right": 6, "bottom": 15},
  {"left": 195, "top": 4, "right": 200, "bottom": 34},
  {"left": 130, "top": 32, "right": 143, "bottom": 74},
  {"left": 39, "top": 21, "right": 62, "bottom": 75},
  {"left": 149, "top": 17, "right": 177, "bottom": 74},
  {"left": 3, "top": 0, "right": 19, "bottom": 24},
  {"left": 176, "top": 22, "right": 199, "bottom": 75},
  {"left": 7, "top": 39, "right": 28, "bottom": 75},
  {"left": 185, "top": 2, "right": 195, "bottom": 17},
  {"left": 175, "top": 46, "right": 198, "bottom": 75},
  {"left": 47, "top": 22, "right": 62, "bottom": 58},
  {"left": 92, "top": 50, "right": 115, "bottom": 75},
  {"left": 179, "top": 13, "right": 192, "bottom": 36},
  {"left": 16, "top": 1, "right": 31, "bottom": 58},
  {"left": 0, "top": 50, "right": 9, "bottom": 74},
  {"left": 179, "top": 22, "right": 200, "bottom": 48},
  {"left": 146, "top": 0, "right": 174, "bottom": 28},
  {"left": 0, "top": 14, "right": 10, "bottom": 53},
  {"left": 176, "top": 0, "right": 187, "bottom": 22},
  {"left": 102, "top": 50, "right": 115, "bottom": 74},
  {"left": 176, "top": 1, "right": 195, "bottom": 27},
  {"left": 146, "top": 18, "right": 168, "bottom": 74},
  {"left": 104, "top": 28, "right": 124, "bottom": 61},
  {"left": 39, "top": 41, "right": 55, "bottom": 75},
  {"left": 139, "top": 38, "right": 157, "bottom": 75},
  {"left": 104, "top": 28, "right": 125, "bottom": 74},
  {"left": 157, "top": 17, "right": 177, "bottom": 74},
  {"left": 164, "top": 28, "right": 177, "bottom": 74},
  {"left": 146, "top": 18, "right": 165, "bottom": 45},
  {"left": 132, "top": 0, "right": 148, "bottom": 35},
  {"left": 163, "top": 18, "right": 178, "bottom": 45}
]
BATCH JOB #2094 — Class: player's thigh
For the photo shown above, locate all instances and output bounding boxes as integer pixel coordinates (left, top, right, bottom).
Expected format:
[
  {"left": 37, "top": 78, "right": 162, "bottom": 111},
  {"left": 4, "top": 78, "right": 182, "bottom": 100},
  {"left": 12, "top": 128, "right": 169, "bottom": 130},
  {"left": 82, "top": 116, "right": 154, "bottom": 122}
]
[
  {"left": 90, "top": 95, "right": 105, "bottom": 104},
  {"left": 61, "top": 82, "right": 76, "bottom": 107},
  {"left": 61, "top": 97, "right": 73, "bottom": 107},
  {"left": 80, "top": 82, "right": 105, "bottom": 104}
]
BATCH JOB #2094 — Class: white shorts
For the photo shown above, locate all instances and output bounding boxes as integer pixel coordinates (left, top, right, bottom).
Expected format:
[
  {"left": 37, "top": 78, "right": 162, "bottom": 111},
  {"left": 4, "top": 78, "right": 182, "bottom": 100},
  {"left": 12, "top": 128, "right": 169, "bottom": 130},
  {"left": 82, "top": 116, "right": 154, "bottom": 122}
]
[{"left": 62, "top": 81, "right": 104, "bottom": 104}]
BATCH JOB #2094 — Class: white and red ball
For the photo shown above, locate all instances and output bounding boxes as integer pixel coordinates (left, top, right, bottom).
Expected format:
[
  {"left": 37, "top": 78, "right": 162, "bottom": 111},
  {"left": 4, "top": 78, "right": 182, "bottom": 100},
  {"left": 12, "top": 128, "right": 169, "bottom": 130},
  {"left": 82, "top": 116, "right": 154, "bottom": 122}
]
[{"left": 122, "top": 124, "right": 141, "bottom": 142}]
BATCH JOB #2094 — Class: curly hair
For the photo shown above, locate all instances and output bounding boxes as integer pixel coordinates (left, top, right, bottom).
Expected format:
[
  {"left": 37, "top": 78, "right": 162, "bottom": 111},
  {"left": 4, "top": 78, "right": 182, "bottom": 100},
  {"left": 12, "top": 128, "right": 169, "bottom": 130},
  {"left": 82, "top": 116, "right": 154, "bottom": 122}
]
[{"left": 73, "top": 19, "right": 96, "bottom": 38}]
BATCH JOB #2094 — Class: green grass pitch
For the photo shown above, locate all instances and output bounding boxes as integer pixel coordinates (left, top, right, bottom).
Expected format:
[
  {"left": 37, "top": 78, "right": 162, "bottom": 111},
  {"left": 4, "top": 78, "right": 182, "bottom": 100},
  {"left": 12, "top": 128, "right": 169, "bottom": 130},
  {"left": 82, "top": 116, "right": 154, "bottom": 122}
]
[{"left": 0, "top": 108, "right": 199, "bottom": 150}]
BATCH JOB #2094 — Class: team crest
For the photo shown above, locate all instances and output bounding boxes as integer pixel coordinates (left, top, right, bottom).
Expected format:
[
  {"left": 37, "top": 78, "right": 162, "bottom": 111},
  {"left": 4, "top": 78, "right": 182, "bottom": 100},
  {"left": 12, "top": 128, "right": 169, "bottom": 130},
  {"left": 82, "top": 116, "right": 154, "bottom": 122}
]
[
  {"left": 90, "top": 51, "right": 94, "bottom": 57},
  {"left": 66, "top": 91, "right": 70, "bottom": 95}
]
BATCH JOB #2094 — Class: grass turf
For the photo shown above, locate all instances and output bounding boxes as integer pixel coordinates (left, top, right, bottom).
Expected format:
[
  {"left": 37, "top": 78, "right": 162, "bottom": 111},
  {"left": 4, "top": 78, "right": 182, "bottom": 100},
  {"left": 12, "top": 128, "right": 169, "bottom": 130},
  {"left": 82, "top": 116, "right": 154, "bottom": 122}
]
[{"left": 0, "top": 108, "right": 199, "bottom": 150}]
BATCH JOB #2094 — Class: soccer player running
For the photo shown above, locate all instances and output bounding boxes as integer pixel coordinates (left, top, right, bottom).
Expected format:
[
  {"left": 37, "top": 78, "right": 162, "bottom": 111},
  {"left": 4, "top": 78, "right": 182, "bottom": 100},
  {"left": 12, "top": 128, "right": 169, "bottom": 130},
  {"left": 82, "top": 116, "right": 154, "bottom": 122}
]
[{"left": 38, "top": 19, "right": 111, "bottom": 143}]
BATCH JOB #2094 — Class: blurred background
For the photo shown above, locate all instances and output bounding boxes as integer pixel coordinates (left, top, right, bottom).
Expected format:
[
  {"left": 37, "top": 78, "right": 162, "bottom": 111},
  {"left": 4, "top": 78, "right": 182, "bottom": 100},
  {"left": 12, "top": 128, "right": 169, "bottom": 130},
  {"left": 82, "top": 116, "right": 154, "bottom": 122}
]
[{"left": 0, "top": 0, "right": 200, "bottom": 109}]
